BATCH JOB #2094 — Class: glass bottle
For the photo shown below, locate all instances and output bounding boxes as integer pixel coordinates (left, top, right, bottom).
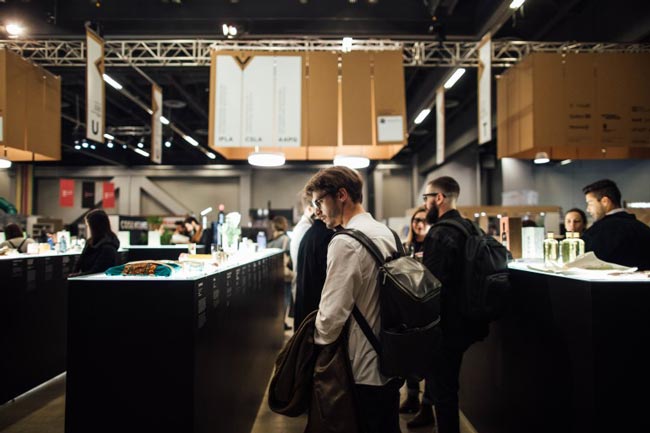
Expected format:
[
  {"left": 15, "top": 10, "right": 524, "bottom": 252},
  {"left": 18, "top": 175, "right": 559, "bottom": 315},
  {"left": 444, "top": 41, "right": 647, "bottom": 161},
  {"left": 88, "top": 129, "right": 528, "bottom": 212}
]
[
  {"left": 573, "top": 231, "right": 585, "bottom": 258},
  {"left": 560, "top": 232, "right": 574, "bottom": 264},
  {"left": 543, "top": 232, "right": 558, "bottom": 266}
]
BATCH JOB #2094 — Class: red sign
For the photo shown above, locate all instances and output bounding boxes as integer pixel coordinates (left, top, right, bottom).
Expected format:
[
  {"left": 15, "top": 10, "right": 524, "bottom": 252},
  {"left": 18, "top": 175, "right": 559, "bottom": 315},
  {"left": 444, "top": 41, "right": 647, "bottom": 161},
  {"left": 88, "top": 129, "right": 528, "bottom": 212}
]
[
  {"left": 59, "top": 179, "right": 74, "bottom": 207},
  {"left": 103, "top": 182, "right": 115, "bottom": 208}
]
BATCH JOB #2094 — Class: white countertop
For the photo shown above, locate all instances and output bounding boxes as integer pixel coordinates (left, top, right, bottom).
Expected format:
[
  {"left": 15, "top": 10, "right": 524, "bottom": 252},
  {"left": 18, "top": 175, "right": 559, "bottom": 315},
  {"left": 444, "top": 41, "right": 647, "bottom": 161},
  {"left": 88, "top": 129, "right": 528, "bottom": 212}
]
[
  {"left": 69, "top": 248, "right": 283, "bottom": 282},
  {"left": 508, "top": 260, "right": 650, "bottom": 283},
  {"left": 0, "top": 251, "right": 82, "bottom": 261},
  {"left": 126, "top": 245, "right": 198, "bottom": 249}
]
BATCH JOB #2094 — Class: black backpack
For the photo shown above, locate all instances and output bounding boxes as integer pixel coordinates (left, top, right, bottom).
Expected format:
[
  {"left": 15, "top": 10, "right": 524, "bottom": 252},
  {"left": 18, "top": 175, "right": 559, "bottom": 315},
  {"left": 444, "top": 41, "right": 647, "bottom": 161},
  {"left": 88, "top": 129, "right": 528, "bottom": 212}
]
[
  {"left": 434, "top": 218, "right": 511, "bottom": 322},
  {"left": 333, "top": 228, "right": 442, "bottom": 378}
]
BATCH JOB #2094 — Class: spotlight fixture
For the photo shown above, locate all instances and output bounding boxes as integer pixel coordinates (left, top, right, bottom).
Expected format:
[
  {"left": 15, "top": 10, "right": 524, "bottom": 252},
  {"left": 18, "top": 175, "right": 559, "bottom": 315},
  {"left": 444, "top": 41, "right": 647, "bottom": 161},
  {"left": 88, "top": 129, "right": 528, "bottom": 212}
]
[
  {"left": 248, "top": 151, "right": 286, "bottom": 167},
  {"left": 222, "top": 24, "right": 238, "bottom": 38},
  {"left": 443, "top": 68, "right": 466, "bottom": 89},
  {"left": 102, "top": 74, "right": 123, "bottom": 90},
  {"left": 164, "top": 138, "right": 172, "bottom": 148},
  {"left": 534, "top": 151, "right": 550, "bottom": 164},
  {"left": 509, "top": 0, "right": 526, "bottom": 9},
  {"left": 183, "top": 135, "right": 199, "bottom": 146},
  {"left": 333, "top": 155, "right": 370, "bottom": 169},
  {"left": 560, "top": 159, "right": 572, "bottom": 166},
  {"left": 206, "top": 151, "right": 216, "bottom": 160},
  {"left": 5, "top": 22, "right": 25, "bottom": 38},
  {"left": 104, "top": 133, "right": 114, "bottom": 140},
  {"left": 81, "top": 139, "right": 89, "bottom": 149},
  {"left": 160, "top": 116, "right": 170, "bottom": 125},
  {"left": 414, "top": 108, "right": 431, "bottom": 125},
  {"left": 74, "top": 145, "right": 81, "bottom": 150},
  {"left": 107, "top": 141, "right": 114, "bottom": 148},
  {"left": 137, "top": 138, "right": 144, "bottom": 148},
  {"left": 122, "top": 144, "right": 127, "bottom": 149},
  {"left": 134, "top": 148, "right": 150, "bottom": 157},
  {"left": 90, "top": 144, "right": 96, "bottom": 150}
]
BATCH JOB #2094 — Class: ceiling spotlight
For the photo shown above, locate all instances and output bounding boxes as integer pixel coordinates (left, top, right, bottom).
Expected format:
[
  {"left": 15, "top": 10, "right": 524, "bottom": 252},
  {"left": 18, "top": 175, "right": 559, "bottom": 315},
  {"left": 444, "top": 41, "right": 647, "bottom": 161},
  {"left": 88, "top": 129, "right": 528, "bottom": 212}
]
[
  {"left": 222, "top": 24, "right": 238, "bottom": 38},
  {"left": 81, "top": 139, "right": 89, "bottom": 149},
  {"left": 107, "top": 141, "right": 114, "bottom": 148},
  {"left": 122, "top": 144, "right": 127, "bottom": 149},
  {"left": 134, "top": 148, "right": 150, "bottom": 157},
  {"left": 443, "top": 68, "right": 466, "bottom": 89},
  {"left": 509, "top": 0, "right": 526, "bottom": 9},
  {"left": 206, "top": 152, "right": 216, "bottom": 160},
  {"left": 5, "top": 22, "right": 25, "bottom": 38},
  {"left": 90, "top": 144, "right": 96, "bottom": 150},
  {"left": 137, "top": 142, "right": 144, "bottom": 148},
  {"left": 534, "top": 151, "right": 550, "bottom": 164},
  {"left": 183, "top": 135, "right": 199, "bottom": 146},
  {"left": 164, "top": 139, "right": 172, "bottom": 148},
  {"left": 104, "top": 133, "right": 114, "bottom": 140},
  {"left": 102, "top": 74, "right": 123, "bottom": 90},
  {"left": 74, "top": 145, "right": 81, "bottom": 150},
  {"left": 248, "top": 151, "right": 286, "bottom": 167},
  {"left": 333, "top": 155, "right": 370, "bottom": 169},
  {"left": 160, "top": 116, "right": 170, "bottom": 125},
  {"left": 560, "top": 159, "right": 572, "bottom": 166},
  {"left": 414, "top": 108, "right": 431, "bottom": 125}
]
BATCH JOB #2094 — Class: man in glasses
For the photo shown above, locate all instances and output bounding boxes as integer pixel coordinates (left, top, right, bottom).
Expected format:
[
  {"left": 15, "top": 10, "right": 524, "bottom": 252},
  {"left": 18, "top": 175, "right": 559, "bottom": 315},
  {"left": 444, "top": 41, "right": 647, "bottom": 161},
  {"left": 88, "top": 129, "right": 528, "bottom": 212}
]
[
  {"left": 304, "top": 166, "right": 401, "bottom": 433},
  {"left": 414, "top": 176, "right": 488, "bottom": 433}
]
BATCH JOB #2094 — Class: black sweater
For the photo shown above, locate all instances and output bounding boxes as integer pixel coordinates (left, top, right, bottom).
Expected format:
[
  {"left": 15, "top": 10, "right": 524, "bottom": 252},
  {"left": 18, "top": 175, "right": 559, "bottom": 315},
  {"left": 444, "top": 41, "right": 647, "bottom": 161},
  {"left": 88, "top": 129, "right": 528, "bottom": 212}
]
[
  {"left": 74, "top": 234, "right": 120, "bottom": 275},
  {"left": 582, "top": 211, "right": 650, "bottom": 270}
]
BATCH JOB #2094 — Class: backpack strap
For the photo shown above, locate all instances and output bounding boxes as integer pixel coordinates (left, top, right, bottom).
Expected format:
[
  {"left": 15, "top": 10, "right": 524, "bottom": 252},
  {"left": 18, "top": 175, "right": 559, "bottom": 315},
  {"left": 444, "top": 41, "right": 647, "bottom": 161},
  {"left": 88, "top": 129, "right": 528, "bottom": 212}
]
[
  {"left": 434, "top": 218, "right": 481, "bottom": 238},
  {"left": 352, "top": 305, "right": 382, "bottom": 355},
  {"left": 333, "top": 228, "right": 386, "bottom": 267},
  {"left": 389, "top": 229, "right": 406, "bottom": 257}
]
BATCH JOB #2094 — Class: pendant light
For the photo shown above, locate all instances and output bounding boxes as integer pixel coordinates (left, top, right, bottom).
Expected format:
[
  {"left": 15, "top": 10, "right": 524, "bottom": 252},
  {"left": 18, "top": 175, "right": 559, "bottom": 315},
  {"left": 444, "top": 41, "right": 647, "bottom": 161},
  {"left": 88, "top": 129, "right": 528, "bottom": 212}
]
[{"left": 333, "top": 155, "right": 370, "bottom": 169}]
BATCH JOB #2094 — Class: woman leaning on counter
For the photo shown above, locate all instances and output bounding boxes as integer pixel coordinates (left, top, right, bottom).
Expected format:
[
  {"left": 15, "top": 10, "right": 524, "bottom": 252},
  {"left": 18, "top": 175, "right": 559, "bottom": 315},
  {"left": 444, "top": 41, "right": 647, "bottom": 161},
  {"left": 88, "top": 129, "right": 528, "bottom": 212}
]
[
  {"left": 72, "top": 209, "right": 120, "bottom": 276},
  {"left": 0, "top": 223, "right": 35, "bottom": 253}
]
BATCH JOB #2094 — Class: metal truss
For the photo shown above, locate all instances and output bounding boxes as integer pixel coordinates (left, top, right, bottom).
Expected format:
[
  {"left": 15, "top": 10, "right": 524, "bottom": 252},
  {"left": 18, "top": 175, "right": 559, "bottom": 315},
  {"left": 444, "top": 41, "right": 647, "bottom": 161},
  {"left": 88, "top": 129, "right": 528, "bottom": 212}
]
[{"left": 1, "top": 38, "right": 649, "bottom": 68}]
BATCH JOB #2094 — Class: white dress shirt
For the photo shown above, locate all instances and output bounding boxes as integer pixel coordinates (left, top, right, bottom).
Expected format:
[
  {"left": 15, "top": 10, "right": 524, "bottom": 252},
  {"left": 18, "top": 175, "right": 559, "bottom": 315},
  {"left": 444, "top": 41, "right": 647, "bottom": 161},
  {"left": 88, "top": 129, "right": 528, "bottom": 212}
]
[
  {"left": 290, "top": 213, "right": 313, "bottom": 298},
  {"left": 314, "top": 212, "right": 397, "bottom": 386}
]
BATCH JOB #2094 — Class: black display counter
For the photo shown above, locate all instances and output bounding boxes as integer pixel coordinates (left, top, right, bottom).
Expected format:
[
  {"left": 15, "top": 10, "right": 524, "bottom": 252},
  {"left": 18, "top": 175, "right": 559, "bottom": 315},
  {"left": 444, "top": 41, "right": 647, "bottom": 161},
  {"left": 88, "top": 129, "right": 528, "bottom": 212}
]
[
  {"left": 460, "top": 263, "right": 650, "bottom": 433},
  {"left": 0, "top": 252, "right": 79, "bottom": 404},
  {"left": 126, "top": 244, "right": 206, "bottom": 261},
  {"left": 65, "top": 250, "right": 284, "bottom": 433}
]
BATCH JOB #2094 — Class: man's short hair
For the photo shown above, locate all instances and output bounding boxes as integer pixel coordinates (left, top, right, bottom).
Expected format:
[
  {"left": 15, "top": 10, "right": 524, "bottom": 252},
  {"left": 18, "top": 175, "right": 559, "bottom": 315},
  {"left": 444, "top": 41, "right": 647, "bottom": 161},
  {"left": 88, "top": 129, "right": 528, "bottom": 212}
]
[
  {"left": 304, "top": 166, "right": 364, "bottom": 204},
  {"left": 582, "top": 179, "right": 621, "bottom": 207},
  {"left": 184, "top": 216, "right": 199, "bottom": 225},
  {"left": 428, "top": 176, "right": 460, "bottom": 200}
]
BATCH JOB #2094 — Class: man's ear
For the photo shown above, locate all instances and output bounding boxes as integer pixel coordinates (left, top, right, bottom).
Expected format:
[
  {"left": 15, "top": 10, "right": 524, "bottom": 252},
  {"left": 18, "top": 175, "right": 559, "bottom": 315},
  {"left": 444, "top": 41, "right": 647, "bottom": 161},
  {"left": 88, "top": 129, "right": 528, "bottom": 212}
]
[{"left": 337, "top": 188, "right": 348, "bottom": 203}]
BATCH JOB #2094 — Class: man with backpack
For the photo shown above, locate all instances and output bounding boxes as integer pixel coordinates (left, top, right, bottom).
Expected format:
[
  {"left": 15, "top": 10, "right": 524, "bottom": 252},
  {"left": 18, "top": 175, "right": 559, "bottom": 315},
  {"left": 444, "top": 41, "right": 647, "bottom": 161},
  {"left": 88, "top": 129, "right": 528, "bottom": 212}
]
[
  {"left": 416, "top": 176, "right": 491, "bottom": 433},
  {"left": 304, "top": 166, "right": 402, "bottom": 433}
]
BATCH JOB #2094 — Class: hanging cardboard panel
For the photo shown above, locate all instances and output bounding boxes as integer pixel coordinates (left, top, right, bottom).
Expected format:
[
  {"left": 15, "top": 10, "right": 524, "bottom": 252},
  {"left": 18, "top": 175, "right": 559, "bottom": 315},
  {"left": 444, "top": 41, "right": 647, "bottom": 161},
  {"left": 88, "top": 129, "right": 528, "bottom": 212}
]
[
  {"left": 341, "top": 52, "right": 372, "bottom": 146},
  {"left": 373, "top": 51, "right": 406, "bottom": 145},
  {"left": 532, "top": 54, "right": 563, "bottom": 150},
  {"left": 564, "top": 53, "right": 597, "bottom": 148},
  {"left": 518, "top": 55, "right": 534, "bottom": 152},
  {"left": 506, "top": 70, "right": 520, "bottom": 155},
  {"left": 26, "top": 63, "right": 61, "bottom": 160},
  {"left": 306, "top": 52, "right": 338, "bottom": 147},
  {"left": 2, "top": 49, "right": 29, "bottom": 153},
  {"left": 496, "top": 75, "right": 509, "bottom": 159}
]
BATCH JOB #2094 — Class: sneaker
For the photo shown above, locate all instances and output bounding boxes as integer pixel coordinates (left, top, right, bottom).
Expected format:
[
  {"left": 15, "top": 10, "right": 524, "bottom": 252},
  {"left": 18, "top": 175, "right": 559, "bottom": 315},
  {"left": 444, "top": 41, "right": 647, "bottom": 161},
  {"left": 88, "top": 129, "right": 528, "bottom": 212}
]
[
  {"left": 399, "top": 395, "right": 420, "bottom": 414},
  {"left": 406, "top": 404, "right": 435, "bottom": 429}
]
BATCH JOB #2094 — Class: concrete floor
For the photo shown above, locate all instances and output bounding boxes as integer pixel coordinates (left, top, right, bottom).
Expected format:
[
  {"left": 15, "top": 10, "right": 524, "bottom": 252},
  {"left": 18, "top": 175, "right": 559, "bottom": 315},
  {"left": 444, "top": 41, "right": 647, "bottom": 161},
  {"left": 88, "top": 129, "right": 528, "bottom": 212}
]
[{"left": 0, "top": 327, "right": 479, "bottom": 433}]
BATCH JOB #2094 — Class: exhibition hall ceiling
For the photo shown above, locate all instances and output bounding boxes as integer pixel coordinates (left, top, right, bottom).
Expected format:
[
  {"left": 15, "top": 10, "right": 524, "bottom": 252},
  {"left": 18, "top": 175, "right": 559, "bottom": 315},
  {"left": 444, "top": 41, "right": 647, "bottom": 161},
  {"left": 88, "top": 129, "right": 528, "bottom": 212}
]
[{"left": 1, "top": 0, "right": 649, "bottom": 167}]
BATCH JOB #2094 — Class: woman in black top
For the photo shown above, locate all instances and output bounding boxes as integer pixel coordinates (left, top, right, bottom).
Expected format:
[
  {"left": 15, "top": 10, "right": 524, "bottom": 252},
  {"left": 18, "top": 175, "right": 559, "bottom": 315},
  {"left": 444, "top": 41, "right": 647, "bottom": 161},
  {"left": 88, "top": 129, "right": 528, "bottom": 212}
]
[
  {"left": 73, "top": 209, "right": 120, "bottom": 275},
  {"left": 404, "top": 206, "right": 428, "bottom": 259}
]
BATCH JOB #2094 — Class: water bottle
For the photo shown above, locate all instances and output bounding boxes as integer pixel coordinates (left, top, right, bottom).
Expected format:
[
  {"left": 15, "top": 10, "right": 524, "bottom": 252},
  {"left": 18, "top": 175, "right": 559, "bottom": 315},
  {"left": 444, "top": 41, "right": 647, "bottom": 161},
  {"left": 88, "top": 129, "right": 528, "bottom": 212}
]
[
  {"left": 59, "top": 235, "right": 67, "bottom": 253},
  {"left": 256, "top": 231, "right": 267, "bottom": 250}
]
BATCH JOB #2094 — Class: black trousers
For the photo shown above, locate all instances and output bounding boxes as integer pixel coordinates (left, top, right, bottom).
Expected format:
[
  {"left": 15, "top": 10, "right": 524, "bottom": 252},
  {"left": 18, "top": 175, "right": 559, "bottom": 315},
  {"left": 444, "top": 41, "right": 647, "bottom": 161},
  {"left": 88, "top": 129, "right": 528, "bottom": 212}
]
[
  {"left": 355, "top": 379, "right": 402, "bottom": 433},
  {"left": 425, "top": 345, "right": 466, "bottom": 433}
]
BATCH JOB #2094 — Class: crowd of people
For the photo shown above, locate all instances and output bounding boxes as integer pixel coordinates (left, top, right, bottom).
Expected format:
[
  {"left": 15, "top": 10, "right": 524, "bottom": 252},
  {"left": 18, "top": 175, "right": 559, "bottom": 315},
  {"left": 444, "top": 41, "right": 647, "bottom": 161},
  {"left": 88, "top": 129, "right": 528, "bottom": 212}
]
[{"left": 281, "top": 171, "right": 650, "bottom": 433}]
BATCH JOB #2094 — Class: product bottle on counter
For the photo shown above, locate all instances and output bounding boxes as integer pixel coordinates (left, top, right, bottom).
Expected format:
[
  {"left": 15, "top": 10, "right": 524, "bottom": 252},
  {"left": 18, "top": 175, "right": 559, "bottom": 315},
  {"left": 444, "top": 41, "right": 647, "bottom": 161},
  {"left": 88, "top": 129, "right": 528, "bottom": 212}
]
[
  {"left": 543, "top": 232, "right": 558, "bottom": 266},
  {"left": 59, "top": 235, "right": 67, "bottom": 253},
  {"left": 257, "top": 231, "right": 267, "bottom": 250},
  {"left": 573, "top": 232, "right": 585, "bottom": 258},
  {"left": 560, "top": 232, "right": 574, "bottom": 264},
  {"left": 217, "top": 203, "right": 225, "bottom": 225}
]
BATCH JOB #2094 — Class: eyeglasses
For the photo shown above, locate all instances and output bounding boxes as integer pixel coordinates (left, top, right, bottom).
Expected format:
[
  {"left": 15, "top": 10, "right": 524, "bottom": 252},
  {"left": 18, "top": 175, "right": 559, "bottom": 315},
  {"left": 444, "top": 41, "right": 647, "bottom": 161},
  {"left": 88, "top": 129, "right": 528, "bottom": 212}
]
[
  {"left": 312, "top": 192, "right": 331, "bottom": 210},
  {"left": 413, "top": 218, "right": 426, "bottom": 224},
  {"left": 422, "top": 192, "right": 446, "bottom": 201}
]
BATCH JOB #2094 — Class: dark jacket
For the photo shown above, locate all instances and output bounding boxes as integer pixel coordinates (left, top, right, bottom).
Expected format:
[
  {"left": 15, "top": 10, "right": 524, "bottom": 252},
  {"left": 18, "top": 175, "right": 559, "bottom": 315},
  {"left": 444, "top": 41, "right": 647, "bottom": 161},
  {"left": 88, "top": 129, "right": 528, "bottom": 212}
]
[
  {"left": 423, "top": 209, "right": 488, "bottom": 349},
  {"left": 294, "top": 220, "right": 334, "bottom": 329},
  {"left": 268, "top": 311, "right": 360, "bottom": 433},
  {"left": 74, "top": 234, "right": 120, "bottom": 275},
  {"left": 582, "top": 211, "right": 650, "bottom": 270}
]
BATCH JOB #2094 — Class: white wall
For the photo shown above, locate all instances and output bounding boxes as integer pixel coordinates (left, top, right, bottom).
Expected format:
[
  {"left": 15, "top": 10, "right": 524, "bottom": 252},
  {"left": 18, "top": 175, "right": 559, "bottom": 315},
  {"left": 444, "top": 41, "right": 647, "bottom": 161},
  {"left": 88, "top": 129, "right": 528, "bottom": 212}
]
[
  {"left": 35, "top": 178, "right": 112, "bottom": 222},
  {"left": 501, "top": 159, "right": 650, "bottom": 220},
  {"left": 251, "top": 169, "right": 318, "bottom": 210},
  {"left": 422, "top": 146, "right": 480, "bottom": 206},
  {"left": 0, "top": 169, "right": 11, "bottom": 201},
  {"left": 382, "top": 168, "right": 412, "bottom": 218},
  {"left": 149, "top": 177, "right": 240, "bottom": 221}
]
